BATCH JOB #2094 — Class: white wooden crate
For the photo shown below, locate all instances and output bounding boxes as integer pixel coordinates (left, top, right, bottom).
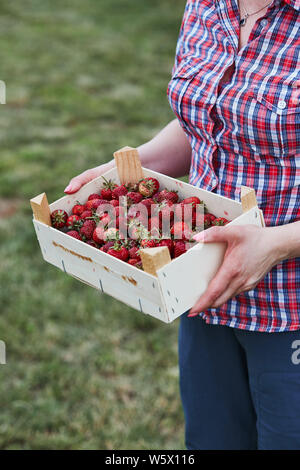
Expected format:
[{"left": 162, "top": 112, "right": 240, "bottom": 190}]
[{"left": 31, "top": 149, "right": 265, "bottom": 323}]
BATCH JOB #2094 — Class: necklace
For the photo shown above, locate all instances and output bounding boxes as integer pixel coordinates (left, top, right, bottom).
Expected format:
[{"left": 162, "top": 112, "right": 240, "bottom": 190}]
[{"left": 239, "top": 0, "right": 273, "bottom": 26}]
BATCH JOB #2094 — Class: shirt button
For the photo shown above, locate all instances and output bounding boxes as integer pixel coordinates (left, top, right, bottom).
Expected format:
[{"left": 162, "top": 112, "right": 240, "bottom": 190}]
[
  {"left": 278, "top": 100, "right": 286, "bottom": 109},
  {"left": 261, "top": 19, "right": 268, "bottom": 27},
  {"left": 211, "top": 96, "right": 216, "bottom": 105}
]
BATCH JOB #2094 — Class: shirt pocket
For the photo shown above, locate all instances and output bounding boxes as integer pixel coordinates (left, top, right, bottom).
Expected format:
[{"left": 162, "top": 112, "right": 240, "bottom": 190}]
[
  {"left": 167, "top": 59, "right": 210, "bottom": 133},
  {"left": 247, "top": 84, "right": 300, "bottom": 158}
]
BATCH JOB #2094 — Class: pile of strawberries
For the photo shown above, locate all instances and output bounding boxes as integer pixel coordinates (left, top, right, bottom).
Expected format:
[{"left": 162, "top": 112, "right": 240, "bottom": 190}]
[{"left": 51, "top": 176, "right": 229, "bottom": 269}]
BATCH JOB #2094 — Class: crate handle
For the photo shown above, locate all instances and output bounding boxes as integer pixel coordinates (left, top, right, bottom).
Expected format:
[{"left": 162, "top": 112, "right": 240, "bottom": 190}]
[
  {"left": 113, "top": 146, "right": 144, "bottom": 184},
  {"left": 240, "top": 186, "right": 257, "bottom": 213},
  {"left": 140, "top": 246, "right": 171, "bottom": 277},
  {"left": 30, "top": 192, "right": 51, "bottom": 226}
]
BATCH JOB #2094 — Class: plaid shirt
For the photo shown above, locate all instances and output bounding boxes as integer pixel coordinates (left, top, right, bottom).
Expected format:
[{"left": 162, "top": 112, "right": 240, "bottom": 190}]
[{"left": 167, "top": 0, "right": 300, "bottom": 332}]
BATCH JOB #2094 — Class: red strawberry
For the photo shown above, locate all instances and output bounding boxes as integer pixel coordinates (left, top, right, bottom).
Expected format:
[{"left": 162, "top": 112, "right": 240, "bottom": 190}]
[
  {"left": 66, "top": 214, "right": 82, "bottom": 230},
  {"left": 51, "top": 209, "right": 68, "bottom": 229},
  {"left": 157, "top": 189, "right": 179, "bottom": 204},
  {"left": 158, "top": 200, "right": 174, "bottom": 229},
  {"left": 128, "top": 258, "right": 142, "bottom": 267},
  {"left": 182, "top": 197, "right": 202, "bottom": 208},
  {"left": 67, "top": 230, "right": 82, "bottom": 240},
  {"left": 100, "top": 177, "right": 117, "bottom": 200},
  {"left": 81, "top": 210, "right": 93, "bottom": 219},
  {"left": 174, "top": 240, "right": 187, "bottom": 258},
  {"left": 86, "top": 240, "right": 98, "bottom": 248},
  {"left": 128, "top": 246, "right": 141, "bottom": 261},
  {"left": 127, "top": 191, "right": 143, "bottom": 204},
  {"left": 100, "top": 241, "right": 115, "bottom": 252},
  {"left": 72, "top": 203, "right": 86, "bottom": 216},
  {"left": 157, "top": 239, "right": 174, "bottom": 257},
  {"left": 109, "top": 199, "right": 119, "bottom": 207},
  {"left": 171, "top": 221, "right": 192, "bottom": 240},
  {"left": 93, "top": 226, "right": 105, "bottom": 244},
  {"left": 140, "top": 239, "right": 158, "bottom": 249},
  {"left": 204, "top": 213, "right": 216, "bottom": 229},
  {"left": 107, "top": 245, "right": 129, "bottom": 262},
  {"left": 212, "top": 217, "right": 229, "bottom": 226},
  {"left": 138, "top": 177, "right": 159, "bottom": 198},
  {"left": 80, "top": 220, "right": 96, "bottom": 240},
  {"left": 88, "top": 193, "right": 101, "bottom": 201},
  {"left": 86, "top": 199, "right": 108, "bottom": 211},
  {"left": 112, "top": 184, "right": 128, "bottom": 200},
  {"left": 140, "top": 198, "right": 155, "bottom": 215},
  {"left": 149, "top": 216, "right": 161, "bottom": 236}
]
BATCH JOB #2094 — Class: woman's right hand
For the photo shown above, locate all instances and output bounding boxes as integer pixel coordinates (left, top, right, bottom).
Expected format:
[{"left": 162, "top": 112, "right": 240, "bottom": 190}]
[{"left": 64, "top": 161, "right": 115, "bottom": 194}]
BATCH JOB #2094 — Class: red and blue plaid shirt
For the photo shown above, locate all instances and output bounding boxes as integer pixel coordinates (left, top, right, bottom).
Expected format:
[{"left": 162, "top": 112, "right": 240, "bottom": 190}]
[{"left": 167, "top": 0, "right": 300, "bottom": 332}]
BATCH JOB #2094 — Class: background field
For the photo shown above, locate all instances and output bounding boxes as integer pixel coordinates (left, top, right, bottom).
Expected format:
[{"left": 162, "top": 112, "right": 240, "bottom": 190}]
[{"left": 0, "top": 0, "right": 186, "bottom": 449}]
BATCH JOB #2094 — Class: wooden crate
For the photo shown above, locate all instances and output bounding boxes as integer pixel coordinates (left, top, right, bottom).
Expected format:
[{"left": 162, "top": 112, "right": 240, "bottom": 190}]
[{"left": 30, "top": 147, "right": 265, "bottom": 323}]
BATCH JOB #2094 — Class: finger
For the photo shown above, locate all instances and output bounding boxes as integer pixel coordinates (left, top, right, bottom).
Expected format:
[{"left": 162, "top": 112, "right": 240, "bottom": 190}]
[
  {"left": 211, "top": 279, "right": 243, "bottom": 308},
  {"left": 193, "top": 225, "right": 230, "bottom": 243},
  {"left": 64, "top": 168, "right": 99, "bottom": 194},
  {"left": 188, "top": 264, "right": 233, "bottom": 316}
]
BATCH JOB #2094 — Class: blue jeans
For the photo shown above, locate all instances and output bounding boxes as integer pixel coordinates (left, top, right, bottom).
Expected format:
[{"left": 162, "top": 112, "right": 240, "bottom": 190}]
[{"left": 178, "top": 313, "right": 300, "bottom": 450}]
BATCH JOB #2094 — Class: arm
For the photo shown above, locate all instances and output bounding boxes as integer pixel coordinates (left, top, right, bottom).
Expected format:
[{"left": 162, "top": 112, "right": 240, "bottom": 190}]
[
  {"left": 189, "top": 221, "right": 300, "bottom": 315},
  {"left": 64, "top": 119, "right": 191, "bottom": 193}
]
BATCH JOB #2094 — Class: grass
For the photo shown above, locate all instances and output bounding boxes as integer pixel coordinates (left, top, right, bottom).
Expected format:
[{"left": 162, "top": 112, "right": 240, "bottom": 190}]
[{"left": 0, "top": 0, "right": 187, "bottom": 449}]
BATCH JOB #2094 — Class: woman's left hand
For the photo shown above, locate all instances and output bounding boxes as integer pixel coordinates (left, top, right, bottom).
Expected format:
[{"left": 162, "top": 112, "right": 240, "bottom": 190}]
[{"left": 189, "top": 224, "right": 286, "bottom": 316}]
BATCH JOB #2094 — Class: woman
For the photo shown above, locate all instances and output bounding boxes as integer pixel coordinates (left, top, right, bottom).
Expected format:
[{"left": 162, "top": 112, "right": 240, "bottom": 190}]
[{"left": 64, "top": 0, "right": 300, "bottom": 449}]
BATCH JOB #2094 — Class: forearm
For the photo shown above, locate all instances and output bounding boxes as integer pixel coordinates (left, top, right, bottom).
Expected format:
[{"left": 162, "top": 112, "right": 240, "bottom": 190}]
[
  {"left": 137, "top": 119, "right": 192, "bottom": 177},
  {"left": 268, "top": 220, "right": 300, "bottom": 262},
  {"left": 105, "top": 119, "right": 192, "bottom": 178}
]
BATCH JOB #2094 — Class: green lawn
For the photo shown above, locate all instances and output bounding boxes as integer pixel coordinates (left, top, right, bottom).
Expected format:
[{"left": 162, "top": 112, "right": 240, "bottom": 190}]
[{"left": 0, "top": 0, "right": 186, "bottom": 449}]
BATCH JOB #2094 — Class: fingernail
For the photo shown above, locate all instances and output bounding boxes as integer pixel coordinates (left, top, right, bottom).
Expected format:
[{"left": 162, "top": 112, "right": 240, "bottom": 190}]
[
  {"left": 64, "top": 184, "right": 72, "bottom": 193},
  {"left": 193, "top": 232, "right": 204, "bottom": 242},
  {"left": 188, "top": 311, "right": 198, "bottom": 317}
]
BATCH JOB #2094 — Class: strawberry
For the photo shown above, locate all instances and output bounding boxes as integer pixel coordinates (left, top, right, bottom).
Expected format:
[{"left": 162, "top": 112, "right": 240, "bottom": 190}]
[
  {"left": 157, "top": 239, "right": 174, "bottom": 257},
  {"left": 86, "top": 199, "right": 108, "bottom": 211},
  {"left": 140, "top": 239, "right": 158, "bottom": 249},
  {"left": 212, "top": 217, "right": 229, "bottom": 226},
  {"left": 112, "top": 184, "right": 128, "bottom": 200},
  {"left": 138, "top": 177, "right": 159, "bottom": 197},
  {"left": 127, "top": 191, "right": 143, "bottom": 204},
  {"left": 182, "top": 196, "right": 202, "bottom": 209},
  {"left": 149, "top": 216, "right": 161, "bottom": 236},
  {"left": 128, "top": 258, "right": 142, "bottom": 267},
  {"left": 67, "top": 230, "right": 82, "bottom": 240},
  {"left": 100, "top": 177, "right": 117, "bottom": 200},
  {"left": 204, "top": 213, "right": 216, "bottom": 229},
  {"left": 81, "top": 210, "right": 93, "bottom": 219},
  {"left": 103, "top": 227, "right": 119, "bottom": 241},
  {"left": 158, "top": 200, "right": 175, "bottom": 229},
  {"left": 80, "top": 220, "right": 96, "bottom": 240},
  {"left": 107, "top": 244, "right": 129, "bottom": 262},
  {"left": 86, "top": 240, "right": 98, "bottom": 248},
  {"left": 88, "top": 193, "right": 101, "bottom": 201},
  {"left": 140, "top": 198, "right": 155, "bottom": 215},
  {"left": 66, "top": 214, "right": 82, "bottom": 230},
  {"left": 128, "top": 246, "right": 141, "bottom": 261},
  {"left": 100, "top": 241, "right": 115, "bottom": 252},
  {"left": 72, "top": 203, "right": 86, "bottom": 216},
  {"left": 109, "top": 199, "right": 119, "bottom": 208},
  {"left": 174, "top": 240, "right": 187, "bottom": 258},
  {"left": 93, "top": 226, "right": 105, "bottom": 244},
  {"left": 51, "top": 209, "right": 68, "bottom": 229},
  {"left": 157, "top": 189, "right": 179, "bottom": 204},
  {"left": 171, "top": 221, "right": 192, "bottom": 240}
]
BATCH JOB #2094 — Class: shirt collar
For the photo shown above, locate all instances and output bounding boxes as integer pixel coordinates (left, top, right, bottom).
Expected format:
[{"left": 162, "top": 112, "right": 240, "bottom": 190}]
[{"left": 283, "top": 0, "right": 300, "bottom": 11}]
